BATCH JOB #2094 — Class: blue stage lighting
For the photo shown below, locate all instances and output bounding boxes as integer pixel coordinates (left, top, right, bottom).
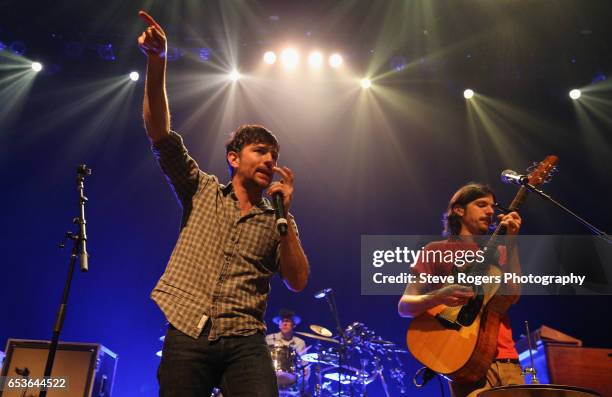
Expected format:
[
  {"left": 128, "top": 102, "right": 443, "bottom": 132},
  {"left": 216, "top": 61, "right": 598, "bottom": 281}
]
[
  {"left": 166, "top": 47, "right": 182, "bottom": 62},
  {"left": 0, "top": 41, "right": 7, "bottom": 51},
  {"left": 390, "top": 55, "right": 407, "bottom": 72},
  {"left": 9, "top": 41, "right": 26, "bottom": 55},
  {"left": 591, "top": 72, "right": 606, "bottom": 84},
  {"left": 97, "top": 44, "right": 116, "bottom": 61},
  {"left": 198, "top": 48, "right": 211, "bottom": 61}
]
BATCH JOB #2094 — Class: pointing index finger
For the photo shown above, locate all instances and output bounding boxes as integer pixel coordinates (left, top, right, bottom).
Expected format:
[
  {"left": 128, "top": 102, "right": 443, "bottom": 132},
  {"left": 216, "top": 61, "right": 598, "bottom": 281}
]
[{"left": 139, "top": 10, "right": 162, "bottom": 31}]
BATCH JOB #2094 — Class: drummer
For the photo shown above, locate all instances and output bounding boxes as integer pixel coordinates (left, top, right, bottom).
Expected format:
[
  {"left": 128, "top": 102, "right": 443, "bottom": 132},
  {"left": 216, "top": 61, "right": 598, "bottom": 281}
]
[{"left": 266, "top": 308, "right": 307, "bottom": 354}]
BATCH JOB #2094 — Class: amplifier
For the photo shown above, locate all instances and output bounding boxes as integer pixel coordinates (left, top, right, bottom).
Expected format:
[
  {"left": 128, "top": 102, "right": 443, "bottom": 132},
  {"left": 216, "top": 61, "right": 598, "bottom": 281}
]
[{"left": 0, "top": 339, "right": 117, "bottom": 397}]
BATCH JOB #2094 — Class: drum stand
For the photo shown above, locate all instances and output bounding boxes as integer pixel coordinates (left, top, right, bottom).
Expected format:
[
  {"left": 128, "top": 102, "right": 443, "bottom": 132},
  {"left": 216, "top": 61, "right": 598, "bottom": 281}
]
[
  {"left": 360, "top": 357, "right": 390, "bottom": 397},
  {"left": 314, "top": 362, "right": 322, "bottom": 397}
]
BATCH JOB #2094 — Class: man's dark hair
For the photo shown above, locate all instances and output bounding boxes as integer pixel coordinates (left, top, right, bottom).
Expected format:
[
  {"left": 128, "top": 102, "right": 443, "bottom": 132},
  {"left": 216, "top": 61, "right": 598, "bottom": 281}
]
[
  {"left": 442, "top": 182, "right": 496, "bottom": 236},
  {"left": 225, "top": 124, "right": 279, "bottom": 177}
]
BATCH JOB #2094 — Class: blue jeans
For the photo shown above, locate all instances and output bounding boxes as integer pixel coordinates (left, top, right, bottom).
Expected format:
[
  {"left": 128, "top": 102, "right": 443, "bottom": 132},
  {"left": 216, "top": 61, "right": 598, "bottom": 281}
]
[{"left": 158, "top": 324, "right": 278, "bottom": 397}]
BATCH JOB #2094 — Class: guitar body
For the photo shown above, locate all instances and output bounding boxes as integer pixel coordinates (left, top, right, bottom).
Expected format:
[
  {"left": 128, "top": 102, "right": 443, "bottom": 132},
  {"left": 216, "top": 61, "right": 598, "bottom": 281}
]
[{"left": 407, "top": 266, "right": 515, "bottom": 383}]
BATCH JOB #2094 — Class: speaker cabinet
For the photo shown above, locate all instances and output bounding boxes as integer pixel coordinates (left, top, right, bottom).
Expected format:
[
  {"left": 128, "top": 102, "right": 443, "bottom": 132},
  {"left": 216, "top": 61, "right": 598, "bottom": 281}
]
[{"left": 0, "top": 339, "right": 117, "bottom": 397}]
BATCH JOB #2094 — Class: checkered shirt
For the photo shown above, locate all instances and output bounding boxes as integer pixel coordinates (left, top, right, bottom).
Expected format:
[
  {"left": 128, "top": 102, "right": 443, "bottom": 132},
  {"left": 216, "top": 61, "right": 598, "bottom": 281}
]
[{"left": 150, "top": 131, "right": 297, "bottom": 340}]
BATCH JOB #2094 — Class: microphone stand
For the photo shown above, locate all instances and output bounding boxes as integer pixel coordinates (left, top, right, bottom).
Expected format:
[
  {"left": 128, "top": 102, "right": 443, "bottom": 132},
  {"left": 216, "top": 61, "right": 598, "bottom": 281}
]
[
  {"left": 520, "top": 181, "right": 611, "bottom": 244},
  {"left": 39, "top": 165, "right": 91, "bottom": 397},
  {"left": 321, "top": 289, "right": 347, "bottom": 396}
]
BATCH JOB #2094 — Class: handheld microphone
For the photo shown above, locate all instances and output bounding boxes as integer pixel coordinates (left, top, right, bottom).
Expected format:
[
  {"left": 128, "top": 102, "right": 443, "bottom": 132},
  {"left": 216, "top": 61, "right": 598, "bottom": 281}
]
[
  {"left": 501, "top": 169, "right": 529, "bottom": 186},
  {"left": 314, "top": 288, "right": 332, "bottom": 299},
  {"left": 272, "top": 192, "right": 288, "bottom": 236}
]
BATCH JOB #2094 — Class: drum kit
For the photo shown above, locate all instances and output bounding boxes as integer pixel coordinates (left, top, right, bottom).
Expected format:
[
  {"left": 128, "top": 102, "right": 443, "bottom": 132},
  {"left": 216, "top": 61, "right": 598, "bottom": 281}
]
[{"left": 269, "top": 322, "right": 410, "bottom": 397}]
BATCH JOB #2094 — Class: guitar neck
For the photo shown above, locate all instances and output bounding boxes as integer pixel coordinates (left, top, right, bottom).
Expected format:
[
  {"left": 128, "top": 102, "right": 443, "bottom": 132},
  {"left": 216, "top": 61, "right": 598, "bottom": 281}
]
[{"left": 485, "top": 185, "right": 528, "bottom": 252}]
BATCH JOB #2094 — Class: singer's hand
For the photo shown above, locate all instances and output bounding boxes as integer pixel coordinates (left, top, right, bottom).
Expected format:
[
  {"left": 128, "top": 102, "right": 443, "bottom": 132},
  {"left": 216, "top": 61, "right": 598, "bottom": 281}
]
[
  {"left": 267, "top": 166, "right": 294, "bottom": 211},
  {"left": 137, "top": 11, "right": 167, "bottom": 58},
  {"left": 498, "top": 211, "right": 521, "bottom": 235}
]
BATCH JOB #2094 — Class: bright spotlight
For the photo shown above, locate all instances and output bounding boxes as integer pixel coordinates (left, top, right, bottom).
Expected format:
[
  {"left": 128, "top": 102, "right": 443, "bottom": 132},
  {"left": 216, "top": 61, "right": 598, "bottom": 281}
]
[
  {"left": 463, "top": 89, "right": 474, "bottom": 99},
  {"left": 329, "top": 53, "right": 343, "bottom": 68},
  {"left": 263, "top": 51, "right": 276, "bottom": 65},
  {"left": 31, "top": 62, "right": 43, "bottom": 72},
  {"left": 569, "top": 89, "right": 581, "bottom": 100},
  {"left": 308, "top": 52, "right": 323, "bottom": 68},
  {"left": 129, "top": 71, "right": 140, "bottom": 81},
  {"left": 229, "top": 69, "right": 240, "bottom": 82},
  {"left": 360, "top": 78, "right": 372, "bottom": 89},
  {"left": 281, "top": 48, "right": 299, "bottom": 69}
]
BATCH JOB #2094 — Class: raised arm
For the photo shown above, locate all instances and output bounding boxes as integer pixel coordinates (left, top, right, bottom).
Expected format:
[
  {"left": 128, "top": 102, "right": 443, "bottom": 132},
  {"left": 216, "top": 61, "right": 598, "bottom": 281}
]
[{"left": 138, "top": 11, "right": 170, "bottom": 143}]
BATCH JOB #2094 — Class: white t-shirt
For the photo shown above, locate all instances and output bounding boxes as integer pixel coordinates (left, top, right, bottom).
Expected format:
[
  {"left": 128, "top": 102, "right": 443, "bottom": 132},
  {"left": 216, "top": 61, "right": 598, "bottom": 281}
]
[{"left": 265, "top": 332, "right": 306, "bottom": 354}]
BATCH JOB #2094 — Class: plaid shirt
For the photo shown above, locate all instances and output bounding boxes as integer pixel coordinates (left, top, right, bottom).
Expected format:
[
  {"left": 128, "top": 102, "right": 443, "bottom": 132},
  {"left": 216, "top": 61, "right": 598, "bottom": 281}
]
[{"left": 150, "top": 131, "right": 297, "bottom": 340}]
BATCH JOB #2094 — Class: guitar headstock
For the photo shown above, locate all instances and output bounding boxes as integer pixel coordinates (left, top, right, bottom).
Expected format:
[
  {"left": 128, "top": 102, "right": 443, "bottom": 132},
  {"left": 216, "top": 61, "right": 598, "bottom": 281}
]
[{"left": 526, "top": 155, "right": 559, "bottom": 186}]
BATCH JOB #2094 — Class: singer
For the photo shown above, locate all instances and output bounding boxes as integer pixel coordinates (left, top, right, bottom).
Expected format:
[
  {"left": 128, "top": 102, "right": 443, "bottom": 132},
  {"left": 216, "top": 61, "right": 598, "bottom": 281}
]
[{"left": 137, "top": 11, "right": 309, "bottom": 397}]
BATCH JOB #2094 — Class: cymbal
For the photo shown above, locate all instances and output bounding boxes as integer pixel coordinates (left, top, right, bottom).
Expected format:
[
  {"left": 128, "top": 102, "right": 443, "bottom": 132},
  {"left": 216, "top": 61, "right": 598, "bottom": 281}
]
[
  {"left": 323, "top": 370, "right": 370, "bottom": 384},
  {"left": 369, "top": 339, "right": 395, "bottom": 346},
  {"left": 295, "top": 331, "right": 339, "bottom": 344},
  {"left": 301, "top": 352, "right": 339, "bottom": 366},
  {"left": 310, "top": 324, "right": 333, "bottom": 337}
]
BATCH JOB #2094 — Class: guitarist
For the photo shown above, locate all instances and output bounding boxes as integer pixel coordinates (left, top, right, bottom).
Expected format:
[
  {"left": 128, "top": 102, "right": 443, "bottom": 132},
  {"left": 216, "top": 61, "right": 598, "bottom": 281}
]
[{"left": 398, "top": 183, "right": 524, "bottom": 397}]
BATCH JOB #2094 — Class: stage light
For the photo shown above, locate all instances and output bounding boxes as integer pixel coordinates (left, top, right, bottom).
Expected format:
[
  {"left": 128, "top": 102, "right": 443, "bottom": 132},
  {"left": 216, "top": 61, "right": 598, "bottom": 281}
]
[
  {"left": 360, "top": 78, "right": 371, "bottom": 89},
  {"left": 390, "top": 55, "right": 407, "bottom": 72},
  {"left": 308, "top": 52, "right": 323, "bottom": 68},
  {"left": 280, "top": 48, "right": 299, "bottom": 69},
  {"left": 199, "top": 48, "right": 211, "bottom": 61},
  {"left": 31, "top": 62, "right": 43, "bottom": 72},
  {"left": 569, "top": 89, "right": 581, "bottom": 100},
  {"left": 463, "top": 89, "right": 474, "bottom": 99},
  {"left": 97, "top": 44, "right": 116, "bottom": 61},
  {"left": 329, "top": 53, "right": 343, "bottom": 68},
  {"left": 229, "top": 69, "right": 240, "bottom": 82},
  {"left": 263, "top": 51, "right": 277, "bottom": 65},
  {"left": 129, "top": 71, "right": 140, "bottom": 81}
]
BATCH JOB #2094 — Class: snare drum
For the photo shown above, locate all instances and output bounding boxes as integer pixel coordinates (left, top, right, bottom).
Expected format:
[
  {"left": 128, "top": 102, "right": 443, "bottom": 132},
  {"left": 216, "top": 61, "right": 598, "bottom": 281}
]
[{"left": 269, "top": 345, "right": 299, "bottom": 387}]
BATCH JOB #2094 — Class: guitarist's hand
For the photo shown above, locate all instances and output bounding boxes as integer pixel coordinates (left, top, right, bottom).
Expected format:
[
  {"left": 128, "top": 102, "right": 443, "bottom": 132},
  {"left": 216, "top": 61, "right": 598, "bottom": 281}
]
[
  {"left": 498, "top": 211, "right": 521, "bottom": 235},
  {"left": 434, "top": 284, "right": 474, "bottom": 307}
]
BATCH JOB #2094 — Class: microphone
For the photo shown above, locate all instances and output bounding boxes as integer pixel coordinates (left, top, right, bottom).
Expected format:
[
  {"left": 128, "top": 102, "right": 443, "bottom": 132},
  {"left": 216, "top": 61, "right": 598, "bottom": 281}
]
[
  {"left": 80, "top": 247, "right": 89, "bottom": 272},
  {"left": 501, "top": 169, "right": 529, "bottom": 186},
  {"left": 272, "top": 192, "right": 288, "bottom": 236},
  {"left": 314, "top": 288, "right": 332, "bottom": 299}
]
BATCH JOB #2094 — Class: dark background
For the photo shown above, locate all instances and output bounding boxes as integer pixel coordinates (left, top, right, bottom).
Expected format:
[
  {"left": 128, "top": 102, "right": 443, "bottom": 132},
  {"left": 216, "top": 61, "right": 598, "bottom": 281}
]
[{"left": 1, "top": 1, "right": 611, "bottom": 396}]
